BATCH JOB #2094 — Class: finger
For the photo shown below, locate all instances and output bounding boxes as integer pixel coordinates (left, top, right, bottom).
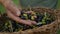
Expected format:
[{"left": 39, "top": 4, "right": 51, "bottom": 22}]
[
  {"left": 3, "top": 0, "right": 21, "bottom": 16},
  {"left": 25, "top": 11, "right": 33, "bottom": 14},
  {"left": 6, "top": 10, "right": 23, "bottom": 23},
  {"left": 27, "top": 20, "right": 36, "bottom": 25},
  {"left": 21, "top": 20, "right": 32, "bottom": 26},
  {"left": 25, "top": 22, "right": 32, "bottom": 26},
  {"left": 31, "top": 21, "right": 37, "bottom": 25}
]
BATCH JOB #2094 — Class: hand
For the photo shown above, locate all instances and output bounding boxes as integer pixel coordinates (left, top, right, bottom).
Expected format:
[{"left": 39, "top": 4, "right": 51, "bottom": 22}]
[
  {"left": 7, "top": 10, "right": 36, "bottom": 26},
  {"left": 1, "top": 0, "right": 36, "bottom": 25}
]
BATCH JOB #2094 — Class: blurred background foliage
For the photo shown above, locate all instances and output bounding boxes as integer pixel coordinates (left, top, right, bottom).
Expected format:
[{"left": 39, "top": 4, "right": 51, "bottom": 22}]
[{"left": 56, "top": 0, "right": 60, "bottom": 9}]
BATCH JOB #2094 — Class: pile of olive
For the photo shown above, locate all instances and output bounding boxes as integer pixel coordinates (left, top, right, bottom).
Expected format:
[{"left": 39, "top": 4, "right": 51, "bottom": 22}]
[
  {"left": 20, "top": 10, "right": 55, "bottom": 25},
  {"left": 0, "top": 10, "right": 55, "bottom": 32}
]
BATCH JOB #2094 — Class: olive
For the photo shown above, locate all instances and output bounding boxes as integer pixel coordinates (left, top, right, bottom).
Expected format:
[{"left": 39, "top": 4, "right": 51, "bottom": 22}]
[
  {"left": 20, "top": 16, "right": 27, "bottom": 20},
  {"left": 27, "top": 13, "right": 31, "bottom": 19},
  {"left": 21, "top": 10, "right": 26, "bottom": 14},
  {"left": 35, "top": 14, "right": 43, "bottom": 22},
  {"left": 22, "top": 25, "right": 30, "bottom": 31},
  {"left": 21, "top": 14, "right": 28, "bottom": 20},
  {"left": 29, "top": 26, "right": 34, "bottom": 29},
  {"left": 38, "top": 16, "right": 43, "bottom": 21},
  {"left": 31, "top": 16, "right": 35, "bottom": 20},
  {"left": 36, "top": 22, "right": 43, "bottom": 27},
  {"left": 46, "top": 20, "right": 51, "bottom": 24}
]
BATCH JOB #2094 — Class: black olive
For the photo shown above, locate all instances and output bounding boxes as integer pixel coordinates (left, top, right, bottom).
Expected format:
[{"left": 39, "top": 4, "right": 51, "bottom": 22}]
[
  {"left": 46, "top": 20, "right": 51, "bottom": 24},
  {"left": 20, "top": 16, "right": 27, "bottom": 20},
  {"left": 38, "top": 16, "right": 43, "bottom": 21},
  {"left": 22, "top": 25, "right": 29, "bottom": 31},
  {"left": 27, "top": 13, "right": 31, "bottom": 20},
  {"left": 21, "top": 10, "right": 25, "bottom": 14},
  {"left": 35, "top": 14, "right": 43, "bottom": 22},
  {"left": 36, "top": 22, "right": 43, "bottom": 27}
]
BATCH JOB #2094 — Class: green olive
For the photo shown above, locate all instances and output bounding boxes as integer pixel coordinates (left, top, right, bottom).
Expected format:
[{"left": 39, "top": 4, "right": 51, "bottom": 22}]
[
  {"left": 23, "top": 14, "right": 27, "bottom": 16},
  {"left": 23, "top": 14, "right": 28, "bottom": 19},
  {"left": 31, "top": 16, "right": 35, "bottom": 20}
]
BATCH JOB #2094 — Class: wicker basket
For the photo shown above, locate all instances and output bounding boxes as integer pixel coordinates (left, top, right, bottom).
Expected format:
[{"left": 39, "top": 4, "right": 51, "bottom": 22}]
[{"left": 0, "top": 7, "right": 60, "bottom": 34}]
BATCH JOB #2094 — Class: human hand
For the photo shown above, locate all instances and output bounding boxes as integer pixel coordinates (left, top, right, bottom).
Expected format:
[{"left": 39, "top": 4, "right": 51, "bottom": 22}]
[
  {"left": 7, "top": 10, "right": 36, "bottom": 26},
  {"left": 2, "top": 0, "right": 37, "bottom": 25}
]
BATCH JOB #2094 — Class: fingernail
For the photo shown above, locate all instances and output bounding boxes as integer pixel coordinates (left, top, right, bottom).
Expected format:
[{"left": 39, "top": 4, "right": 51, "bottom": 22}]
[{"left": 16, "top": 11, "right": 20, "bottom": 16}]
